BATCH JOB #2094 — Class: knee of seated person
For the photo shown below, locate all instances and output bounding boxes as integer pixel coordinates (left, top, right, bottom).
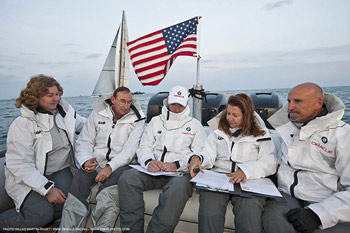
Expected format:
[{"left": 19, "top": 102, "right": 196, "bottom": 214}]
[
  {"left": 237, "top": 196, "right": 266, "bottom": 208},
  {"left": 119, "top": 169, "right": 139, "bottom": 184},
  {"left": 70, "top": 170, "right": 88, "bottom": 185},
  {"left": 27, "top": 205, "right": 55, "bottom": 227},
  {"left": 166, "top": 178, "right": 192, "bottom": 194}
]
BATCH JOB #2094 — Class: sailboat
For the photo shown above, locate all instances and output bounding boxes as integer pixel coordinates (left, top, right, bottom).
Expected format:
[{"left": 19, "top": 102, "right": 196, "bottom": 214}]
[{"left": 91, "top": 11, "right": 130, "bottom": 97}]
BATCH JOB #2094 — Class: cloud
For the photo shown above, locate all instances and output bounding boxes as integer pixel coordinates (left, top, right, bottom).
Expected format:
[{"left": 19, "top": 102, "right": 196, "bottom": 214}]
[
  {"left": 85, "top": 53, "right": 102, "bottom": 59},
  {"left": 209, "top": 44, "right": 350, "bottom": 70},
  {"left": 0, "top": 74, "right": 26, "bottom": 83},
  {"left": 36, "top": 61, "right": 72, "bottom": 68},
  {"left": 201, "top": 59, "right": 216, "bottom": 64},
  {"left": 63, "top": 43, "right": 80, "bottom": 47},
  {"left": 263, "top": 0, "right": 293, "bottom": 11}
]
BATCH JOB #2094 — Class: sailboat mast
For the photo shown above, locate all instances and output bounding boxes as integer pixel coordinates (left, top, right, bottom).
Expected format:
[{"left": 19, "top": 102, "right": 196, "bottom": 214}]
[
  {"left": 117, "top": 10, "right": 129, "bottom": 87},
  {"left": 117, "top": 14, "right": 124, "bottom": 88},
  {"left": 193, "top": 16, "right": 202, "bottom": 122}
]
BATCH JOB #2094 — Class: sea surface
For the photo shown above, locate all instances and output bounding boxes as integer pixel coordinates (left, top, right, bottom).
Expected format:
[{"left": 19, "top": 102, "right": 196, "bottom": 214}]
[{"left": 1, "top": 86, "right": 350, "bottom": 152}]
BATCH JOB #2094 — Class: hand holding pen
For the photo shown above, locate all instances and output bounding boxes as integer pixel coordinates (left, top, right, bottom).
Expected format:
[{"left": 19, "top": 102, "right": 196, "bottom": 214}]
[
  {"left": 161, "top": 162, "right": 176, "bottom": 172},
  {"left": 148, "top": 160, "right": 163, "bottom": 172}
]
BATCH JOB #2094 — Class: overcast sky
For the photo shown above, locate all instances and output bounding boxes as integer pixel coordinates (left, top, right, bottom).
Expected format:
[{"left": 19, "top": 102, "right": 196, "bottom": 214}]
[{"left": 0, "top": 0, "right": 349, "bottom": 99}]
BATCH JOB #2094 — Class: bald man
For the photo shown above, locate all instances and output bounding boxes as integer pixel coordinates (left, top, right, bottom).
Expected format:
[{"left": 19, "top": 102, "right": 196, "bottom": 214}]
[{"left": 263, "top": 82, "right": 350, "bottom": 233}]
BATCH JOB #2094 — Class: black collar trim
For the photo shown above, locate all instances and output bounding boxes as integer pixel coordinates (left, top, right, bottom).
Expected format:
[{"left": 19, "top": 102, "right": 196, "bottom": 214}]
[{"left": 37, "top": 106, "right": 53, "bottom": 115}]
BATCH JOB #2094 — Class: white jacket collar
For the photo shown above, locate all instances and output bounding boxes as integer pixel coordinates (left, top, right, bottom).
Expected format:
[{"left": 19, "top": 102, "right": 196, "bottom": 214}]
[
  {"left": 268, "top": 93, "right": 345, "bottom": 139},
  {"left": 209, "top": 110, "right": 270, "bottom": 143},
  {"left": 159, "top": 100, "right": 192, "bottom": 130},
  {"left": 20, "top": 99, "right": 70, "bottom": 130},
  {"left": 207, "top": 110, "right": 267, "bottom": 131},
  {"left": 92, "top": 94, "right": 145, "bottom": 122}
]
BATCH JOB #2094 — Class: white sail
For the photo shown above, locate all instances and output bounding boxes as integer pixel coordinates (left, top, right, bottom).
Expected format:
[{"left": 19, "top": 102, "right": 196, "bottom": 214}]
[{"left": 92, "top": 11, "right": 129, "bottom": 97}]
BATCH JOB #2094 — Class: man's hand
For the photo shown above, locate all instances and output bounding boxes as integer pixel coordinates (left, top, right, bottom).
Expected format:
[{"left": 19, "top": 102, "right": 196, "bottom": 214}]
[
  {"left": 46, "top": 187, "right": 66, "bottom": 204},
  {"left": 189, "top": 156, "right": 203, "bottom": 178},
  {"left": 148, "top": 160, "right": 163, "bottom": 173},
  {"left": 161, "top": 162, "right": 177, "bottom": 172},
  {"left": 286, "top": 207, "right": 321, "bottom": 233},
  {"left": 83, "top": 157, "right": 99, "bottom": 173},
  {"left": 95, "top": 165, "right": 112, "bottom": 182},
  {"left": 227, "top": 169, "right": 247, "bottom": 183}
]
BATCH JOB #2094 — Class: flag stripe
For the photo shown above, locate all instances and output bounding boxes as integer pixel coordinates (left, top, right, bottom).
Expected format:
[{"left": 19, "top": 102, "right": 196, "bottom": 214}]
[
  {"left": 127, "top": 30, "right": 162, "bottom": 47},
  {"left": 132, "top": 51, "right": 169, "bottom": 66},
  {"left": 128, "top": 37, "right": 164, "bottom": 54},
  {"left": 135, "top": 60, "right": 168, "bottom": 74},
  {"left": 134, "top": 55, "right": 170, "bottom": 71},
  {"left": 138, "top": 70, "right": 166, "bottom": 81},
  {"left": 129, "top": 44, "right": 167, "bottom": 60}
]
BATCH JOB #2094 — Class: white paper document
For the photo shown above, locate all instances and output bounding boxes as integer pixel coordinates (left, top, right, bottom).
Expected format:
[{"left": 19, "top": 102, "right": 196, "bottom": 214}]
[
  {"left": 129, "top": 164, "right": 181, "bottom": 177},
  {"left": 240, "top": 178, "right": 282, "bottom": 197},
  {"left": 190, "top": 170, "right": 234, "bottom": 192},
  {"left": 190, "top": 169, "right": 282, "bottom": 197}
]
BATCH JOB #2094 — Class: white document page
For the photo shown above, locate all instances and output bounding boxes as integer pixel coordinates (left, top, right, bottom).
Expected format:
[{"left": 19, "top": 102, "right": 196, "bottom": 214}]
[
  {"left": 190, "top": 170, "right": 234, "bottom": 192},
  {"left": 129, "top": 164, "right": 180, "bottom": 176},
  {"left": 240, "top": 178, "right": 282, "bottom": 197}
]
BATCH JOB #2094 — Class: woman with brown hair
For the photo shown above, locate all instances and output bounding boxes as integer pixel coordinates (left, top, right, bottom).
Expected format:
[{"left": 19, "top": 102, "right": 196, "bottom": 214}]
[
  {"left": 0, "top": 74, "right": 85, "bottom": 230},
  {"left": 189, "top": 93, "right": 277, "bottom": 233}
]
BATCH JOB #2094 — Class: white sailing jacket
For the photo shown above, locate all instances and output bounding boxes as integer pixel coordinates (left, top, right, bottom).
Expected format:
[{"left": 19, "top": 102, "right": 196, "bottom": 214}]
[
  {"left": 76, "top": 95, "right": 145, "bottom": 172},
  {"left": 5, "top": 99, "right": 86, "bottom": 211},
  {"left": 268, "top": 93, "right": 350, "bottom": 229},
  {"left": 137, "top": 103, "right": 207, "bottom": 172},
  {"left": 201, "top": 112, "right": 277, "bottom": 179}
]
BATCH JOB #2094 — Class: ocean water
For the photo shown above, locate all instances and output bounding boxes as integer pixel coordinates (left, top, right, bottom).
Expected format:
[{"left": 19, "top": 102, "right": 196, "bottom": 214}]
[{"left": 1, "top": 86, "right": 350, "bottom": 151}]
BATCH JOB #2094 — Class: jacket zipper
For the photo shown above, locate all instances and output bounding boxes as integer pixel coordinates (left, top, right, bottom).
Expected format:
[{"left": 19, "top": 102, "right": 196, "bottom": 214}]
[
  {"left": 160, "top": 146, "right": 167, "bottom": 162},
  {"left": 230, "top": 141, "right": 236, "bottom": 172},
  {"left": 105, "top": 123, "right": 116, "bottom": 162},
  {"left": 290, "top": 169, "right": 301, "bottom": 197}
]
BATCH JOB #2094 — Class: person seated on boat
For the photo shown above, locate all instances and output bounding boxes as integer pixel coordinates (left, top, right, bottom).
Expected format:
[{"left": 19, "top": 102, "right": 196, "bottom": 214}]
[
  {"left": 189, "top": 93, "right": 277, "bottom": 233},
  {"left": 118, "top": 85, "right": 207, "bottom": 233},
  {"left": 0, "top": 74, "right": 86, "bottom": 231},
  {"left": 262, "top": 82, "right": 350, "bottom": 233},
  {"left": 59, "top": 87, "right": 145, "bottom": 232}
]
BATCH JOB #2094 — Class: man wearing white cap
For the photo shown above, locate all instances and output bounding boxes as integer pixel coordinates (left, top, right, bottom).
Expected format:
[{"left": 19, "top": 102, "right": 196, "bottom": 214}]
[{"left": 118, "top": 86, "right": 207, "bottom": 233}]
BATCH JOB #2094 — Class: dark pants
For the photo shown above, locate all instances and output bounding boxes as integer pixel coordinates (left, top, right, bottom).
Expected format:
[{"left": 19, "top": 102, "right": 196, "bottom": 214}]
[
  {"left": 0, "top": 167, "right": 72, "bottom": 231},
  {"left": 68, "top": 165, "right": 130, "bottom": 207},
  {"left": 199, "top": 190, "right": 267, "bottom": 233},
  {"left": 118, "top": 168, "right": 193, "bottom": 233},
  {"left": 262, "top": 191, "right": 350, "bottom": 233}
]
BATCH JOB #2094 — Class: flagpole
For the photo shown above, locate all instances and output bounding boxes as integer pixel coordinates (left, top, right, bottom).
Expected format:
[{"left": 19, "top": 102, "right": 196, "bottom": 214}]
[{"left": 193, "top": 16, "right": 202, "bottom": 122}]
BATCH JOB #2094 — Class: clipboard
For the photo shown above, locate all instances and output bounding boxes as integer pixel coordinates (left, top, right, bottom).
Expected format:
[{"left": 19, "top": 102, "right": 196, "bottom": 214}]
[{"left": 191, "top": 170, "right": 285, "bottom": 203}]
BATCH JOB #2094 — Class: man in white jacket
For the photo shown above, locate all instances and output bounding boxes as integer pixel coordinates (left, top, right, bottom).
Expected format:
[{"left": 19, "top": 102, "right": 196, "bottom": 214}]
[
  {"left": 118, "top": 86, "right": 207, "bottom": 233},
  {"left": 262, "top": 82, "right": 350, "bottom": 233},
  {"left": 59, "top": 87, "right": 145, "bottom": 232}
]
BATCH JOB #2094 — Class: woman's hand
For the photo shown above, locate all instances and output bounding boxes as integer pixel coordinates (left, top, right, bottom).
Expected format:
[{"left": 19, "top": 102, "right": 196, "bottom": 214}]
[
  {"left": 189, "top": 156, "right": 203, "bottom": 178},
  {"left": 227, "top": 169, "right": 247, "bottom": 183}
]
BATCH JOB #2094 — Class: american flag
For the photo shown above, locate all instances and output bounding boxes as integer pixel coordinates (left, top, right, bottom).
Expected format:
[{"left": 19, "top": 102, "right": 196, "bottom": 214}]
[{"left": 127, "top": 17, "right": 200, "bottom": 86}]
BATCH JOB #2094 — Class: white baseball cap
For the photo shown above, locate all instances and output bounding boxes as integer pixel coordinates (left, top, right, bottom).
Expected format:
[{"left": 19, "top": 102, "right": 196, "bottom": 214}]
[{"left": 168, "top": 86, "right": 189, "bottom": 107}]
